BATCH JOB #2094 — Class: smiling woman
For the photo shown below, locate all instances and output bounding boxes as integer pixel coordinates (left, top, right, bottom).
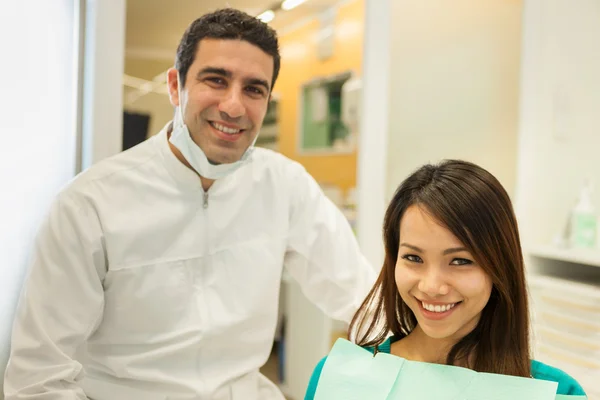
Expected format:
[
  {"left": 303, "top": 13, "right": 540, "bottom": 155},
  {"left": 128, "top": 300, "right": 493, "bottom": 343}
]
[
  {"left": 393, "top": 204, "right": 494, "bottom": 351},
  {"left": 304, "top": 160, "right": 586, "bottom": 399},
  {"left": 351, "top": 159, "right": 526, "bottom": 374}
]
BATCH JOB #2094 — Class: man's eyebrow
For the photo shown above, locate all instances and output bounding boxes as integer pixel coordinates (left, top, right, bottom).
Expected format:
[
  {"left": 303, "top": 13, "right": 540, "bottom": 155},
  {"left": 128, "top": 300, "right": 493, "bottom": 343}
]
[{"left": 196, "top": 67, "right": 231, "bottom": 78}]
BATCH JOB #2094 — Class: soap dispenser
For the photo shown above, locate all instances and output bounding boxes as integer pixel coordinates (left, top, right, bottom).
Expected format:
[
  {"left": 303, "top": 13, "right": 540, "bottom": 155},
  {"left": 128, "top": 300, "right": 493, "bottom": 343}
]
[{"left": 570, "top": 180, "right": 597, "bottom": 248}]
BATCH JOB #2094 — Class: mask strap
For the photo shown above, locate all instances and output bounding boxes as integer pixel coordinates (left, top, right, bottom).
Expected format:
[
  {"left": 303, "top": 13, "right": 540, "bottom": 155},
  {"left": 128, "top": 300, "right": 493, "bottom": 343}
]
[{"left": 176, "top": 72, "right": 185, "bottom": 126}]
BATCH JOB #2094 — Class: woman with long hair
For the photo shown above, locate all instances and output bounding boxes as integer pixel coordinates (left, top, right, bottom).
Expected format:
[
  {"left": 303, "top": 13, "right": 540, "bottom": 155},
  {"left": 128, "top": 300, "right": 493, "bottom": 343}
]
[{"left": 305, "top": 160, "right": 585, "bottom": 398}]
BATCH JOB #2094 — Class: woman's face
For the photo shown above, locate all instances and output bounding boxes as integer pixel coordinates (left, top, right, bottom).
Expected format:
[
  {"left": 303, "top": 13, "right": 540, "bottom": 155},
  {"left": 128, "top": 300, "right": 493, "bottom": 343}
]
[{"left": 395, "top": 205, "right": 493, "bottom": 342}]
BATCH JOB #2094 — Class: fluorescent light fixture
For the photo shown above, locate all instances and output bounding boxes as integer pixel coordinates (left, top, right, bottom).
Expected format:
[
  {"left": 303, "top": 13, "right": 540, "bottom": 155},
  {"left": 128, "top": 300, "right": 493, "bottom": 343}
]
[
  {"left": 257, "top": 10, "right": 275, "bottom": 23},
  {"left": 281, "top": 0, "right": 308, "bottom": 11}
]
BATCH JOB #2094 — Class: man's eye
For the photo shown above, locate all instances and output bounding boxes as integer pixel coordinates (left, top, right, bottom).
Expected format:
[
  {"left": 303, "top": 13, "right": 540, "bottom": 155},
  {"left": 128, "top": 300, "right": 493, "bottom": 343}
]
[
  {"left": 246, "top": 86, "right": 265, "bottom": 96},
  {"left": 450, "top": 258, "right": 473, "bottom": 266},
  {"left": 206, "top": 77, "right": 225, "bottom": 85},
  {"left": 402, "top": 254, "right": 422, "bottom": 263}
]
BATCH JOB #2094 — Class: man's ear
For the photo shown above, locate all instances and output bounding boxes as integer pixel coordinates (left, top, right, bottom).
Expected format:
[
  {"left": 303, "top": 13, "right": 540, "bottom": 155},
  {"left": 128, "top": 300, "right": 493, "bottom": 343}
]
[{"left": 166, "top": 68, "right": 180, "bottom": 107}]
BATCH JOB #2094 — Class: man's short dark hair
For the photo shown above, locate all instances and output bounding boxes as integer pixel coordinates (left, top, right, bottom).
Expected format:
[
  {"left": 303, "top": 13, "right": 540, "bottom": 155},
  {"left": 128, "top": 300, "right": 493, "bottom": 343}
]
[{"left": 175, "top": 8, "right": 281, "bottom": 91}]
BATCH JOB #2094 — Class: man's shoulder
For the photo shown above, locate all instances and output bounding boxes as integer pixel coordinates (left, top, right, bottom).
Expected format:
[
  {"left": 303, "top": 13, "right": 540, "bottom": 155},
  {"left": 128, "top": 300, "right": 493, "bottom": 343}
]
[
  {"left": 63, "top": 136, "right": 161, "bottom": 198},
  {"left": 252, "top": 147, "right": 301, "bottom": 167},
  {"left": 250, "top": 147, "right": 307, "bottom": 178}
]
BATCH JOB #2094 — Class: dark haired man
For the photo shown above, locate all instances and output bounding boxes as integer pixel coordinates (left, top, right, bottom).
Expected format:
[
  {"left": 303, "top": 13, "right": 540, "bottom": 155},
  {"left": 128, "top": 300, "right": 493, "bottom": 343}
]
[{"left": 4, "top": 8, "right": 374, "bottom": 400}]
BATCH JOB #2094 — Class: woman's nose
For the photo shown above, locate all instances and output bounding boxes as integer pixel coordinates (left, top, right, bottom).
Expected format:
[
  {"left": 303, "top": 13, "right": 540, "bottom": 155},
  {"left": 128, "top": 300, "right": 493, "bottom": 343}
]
[{"left": 418, "top": 267, "right": 450, "bottom": 297}]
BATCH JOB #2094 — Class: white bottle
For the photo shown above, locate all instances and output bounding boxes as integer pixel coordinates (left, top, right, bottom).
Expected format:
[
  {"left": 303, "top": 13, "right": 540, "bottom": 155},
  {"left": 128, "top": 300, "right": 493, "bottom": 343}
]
[{"left": 570, "top": 181, "right": 597, "bottom": 249}]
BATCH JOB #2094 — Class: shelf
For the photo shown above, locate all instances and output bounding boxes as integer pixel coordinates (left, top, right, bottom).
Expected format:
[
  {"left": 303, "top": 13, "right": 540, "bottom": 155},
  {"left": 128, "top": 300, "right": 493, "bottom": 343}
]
[{"left": 528, "top": 245, "right": 600, "bottom": 268}]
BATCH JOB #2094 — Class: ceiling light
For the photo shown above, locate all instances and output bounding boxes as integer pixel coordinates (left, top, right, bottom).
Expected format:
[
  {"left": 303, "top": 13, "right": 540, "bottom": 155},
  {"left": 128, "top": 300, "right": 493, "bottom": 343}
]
[
  {"left": 257, "top": 10, "right": 275, "bottom": 23},
  {"left": 281, "top": 0, "right": 307, "bottom": 11}
]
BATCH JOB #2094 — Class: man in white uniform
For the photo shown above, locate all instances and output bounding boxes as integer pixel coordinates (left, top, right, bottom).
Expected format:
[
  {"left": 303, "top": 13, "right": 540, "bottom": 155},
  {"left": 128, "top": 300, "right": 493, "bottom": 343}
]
[{"left": 3, "top": 8, "right": 375, "bottom": 400}]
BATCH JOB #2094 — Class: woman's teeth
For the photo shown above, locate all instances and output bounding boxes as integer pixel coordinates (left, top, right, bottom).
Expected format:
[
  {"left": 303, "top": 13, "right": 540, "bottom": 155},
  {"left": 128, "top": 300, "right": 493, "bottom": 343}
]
[
  {"left": 211, "top": 122, "right": 241, "bottom": 135},
  {"left": 421, "top": 301, "right": 458, "bottom": 313}
]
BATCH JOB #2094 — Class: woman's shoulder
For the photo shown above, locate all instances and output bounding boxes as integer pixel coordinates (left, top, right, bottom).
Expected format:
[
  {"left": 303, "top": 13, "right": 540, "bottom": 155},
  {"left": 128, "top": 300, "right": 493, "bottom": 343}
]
[
  {"left": 531, "top": 359, "right": 586, "bottom": 396},
  {"left": 366, "top": 336, "right": 395, "bottom": 354},
  {"left": 305, "top": 340, "right": 586, "bottom": 398},
  {"left": 304, "top": 337, "right": 394, "bottom": 400}
]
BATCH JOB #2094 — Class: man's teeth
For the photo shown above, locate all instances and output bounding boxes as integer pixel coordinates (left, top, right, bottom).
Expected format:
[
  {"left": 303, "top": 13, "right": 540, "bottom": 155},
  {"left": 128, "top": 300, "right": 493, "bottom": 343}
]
[
  {"left": 422, "top": 302, "right": 457, "bottom": 313},
  {"left": 211, "top": 122, "right": 241, "bottom": 135}
]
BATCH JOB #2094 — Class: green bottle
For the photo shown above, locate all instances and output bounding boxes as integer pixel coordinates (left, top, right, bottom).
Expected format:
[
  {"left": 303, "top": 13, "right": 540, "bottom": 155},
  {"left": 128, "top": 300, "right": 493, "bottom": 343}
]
[{"left": 570, "top": 182, "right": 597, "bottom": 248}]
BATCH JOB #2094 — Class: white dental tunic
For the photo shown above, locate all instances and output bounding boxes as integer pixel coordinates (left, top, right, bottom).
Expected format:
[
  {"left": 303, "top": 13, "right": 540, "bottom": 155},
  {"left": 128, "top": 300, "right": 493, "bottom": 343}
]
[{"left": 4, "top": 124, "right": 375, "bottom": 400}]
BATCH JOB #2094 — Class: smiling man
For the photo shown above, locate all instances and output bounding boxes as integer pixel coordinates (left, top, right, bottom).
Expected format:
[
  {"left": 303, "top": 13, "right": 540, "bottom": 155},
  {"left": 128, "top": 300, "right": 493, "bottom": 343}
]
[
  {"left": 3, "top": 9, "right": 375, "bottom": 400},
  {"left": 167, "top": 36, "right": 275, "bottom": 187}
]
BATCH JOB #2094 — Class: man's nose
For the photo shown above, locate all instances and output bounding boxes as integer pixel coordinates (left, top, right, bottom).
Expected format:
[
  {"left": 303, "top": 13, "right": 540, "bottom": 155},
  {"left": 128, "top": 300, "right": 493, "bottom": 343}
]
[{"left": 218, "top": 90, "right": 245, "bottom": 120}]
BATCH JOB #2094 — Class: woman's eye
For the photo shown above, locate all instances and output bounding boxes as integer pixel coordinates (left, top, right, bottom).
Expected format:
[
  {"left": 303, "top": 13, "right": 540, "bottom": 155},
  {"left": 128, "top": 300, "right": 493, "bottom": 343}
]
[
  {"left": 450, "top": 258, "right": 473, "bottom": 266},
  {"left": 402, "top": 254, "right": 422, "bottom": 263}
]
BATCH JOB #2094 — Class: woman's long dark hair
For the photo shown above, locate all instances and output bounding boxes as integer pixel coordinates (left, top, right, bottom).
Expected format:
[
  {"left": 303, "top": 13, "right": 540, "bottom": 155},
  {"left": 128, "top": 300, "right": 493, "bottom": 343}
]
[{"left": 349, "top": 160, "right": 530, "bottom": 377}]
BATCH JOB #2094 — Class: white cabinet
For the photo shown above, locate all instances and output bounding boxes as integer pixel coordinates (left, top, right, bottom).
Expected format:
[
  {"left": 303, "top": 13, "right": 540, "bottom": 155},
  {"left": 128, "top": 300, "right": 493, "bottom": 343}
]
[{"left": 528, "top": 251, "right": 600, "bottom": 398}]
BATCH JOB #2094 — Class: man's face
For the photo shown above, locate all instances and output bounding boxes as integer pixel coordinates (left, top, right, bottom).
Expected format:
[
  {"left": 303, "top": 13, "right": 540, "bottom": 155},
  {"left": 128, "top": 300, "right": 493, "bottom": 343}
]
[{"left": 168, "top": 38, "right": 274, "bottom": 164}]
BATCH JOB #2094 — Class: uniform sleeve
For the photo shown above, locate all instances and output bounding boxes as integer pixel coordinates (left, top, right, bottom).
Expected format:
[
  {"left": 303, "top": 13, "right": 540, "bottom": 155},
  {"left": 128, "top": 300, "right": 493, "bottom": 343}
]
[
  {"left": 531, "top": 360, "right": 587, "bottom": 396},
  {"left": 304, "top": 356, "right": 327, "bottom": 400},
  {"left": 3, "top": 192, "right": 106, "bottom": 399},
  {"left": 284, "top": 164, "right": 376, "bottom": 323}
]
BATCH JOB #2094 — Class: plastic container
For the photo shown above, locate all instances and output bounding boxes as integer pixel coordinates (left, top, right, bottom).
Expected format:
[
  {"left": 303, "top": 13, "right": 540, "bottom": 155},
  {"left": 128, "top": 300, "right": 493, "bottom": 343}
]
[{"left": 570, "top": 181, "right": 597, "bottom": 248}]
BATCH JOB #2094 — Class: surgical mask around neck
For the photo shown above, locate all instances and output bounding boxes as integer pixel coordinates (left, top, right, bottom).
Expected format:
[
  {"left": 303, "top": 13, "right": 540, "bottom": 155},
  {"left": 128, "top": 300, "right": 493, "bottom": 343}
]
[{"left": 168, "top": 76, "right": 257, "bottom": 180}]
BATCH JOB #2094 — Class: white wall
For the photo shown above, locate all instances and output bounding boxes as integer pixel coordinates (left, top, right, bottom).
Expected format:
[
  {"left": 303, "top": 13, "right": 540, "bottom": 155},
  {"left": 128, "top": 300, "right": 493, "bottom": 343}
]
[
  {"left": 355, "top": 0, "right": 391, "bottom": 270},
  {"left": 515, "top": 0, "right": 600, "bottom": 248},
  {"left": 0, "top": 0, "right": 125, "bottom": 396},
  {"left": 81, "top": 0, "right": 126, "bottom": 169},
  {"left": 386, "top": 0, "right": 523, "bottom": 200},
  {"left": 0, "top": 1, "right": 80, "bottom": 395},
  {"left": 516, "top": 3, "right": 600, "bottom": 392},
  {"left": 511, "top": 1, "right": 600, "bottom": 394}
]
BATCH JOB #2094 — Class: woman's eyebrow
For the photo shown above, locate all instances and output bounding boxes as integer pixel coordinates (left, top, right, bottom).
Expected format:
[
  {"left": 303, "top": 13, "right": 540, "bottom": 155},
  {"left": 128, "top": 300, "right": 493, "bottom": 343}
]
[
  {"left": 400, "top": 243, "right": 469, "bottom": 256},
  {"left": 400, "top": 243, "right": 423, "bottom": 252},
  {"left": 443, "top": 247, "right": 468, "bottom": 255}
]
